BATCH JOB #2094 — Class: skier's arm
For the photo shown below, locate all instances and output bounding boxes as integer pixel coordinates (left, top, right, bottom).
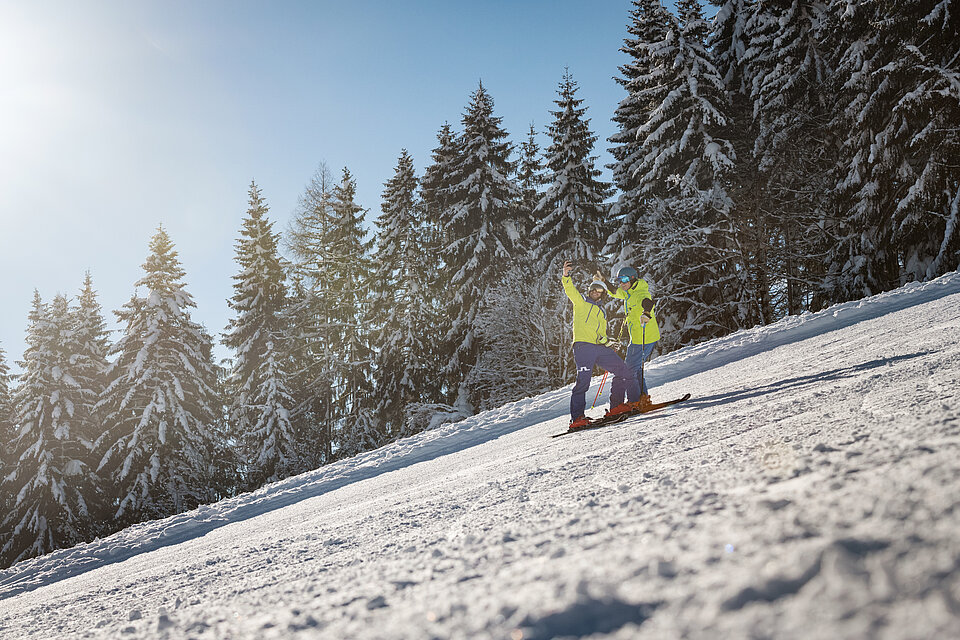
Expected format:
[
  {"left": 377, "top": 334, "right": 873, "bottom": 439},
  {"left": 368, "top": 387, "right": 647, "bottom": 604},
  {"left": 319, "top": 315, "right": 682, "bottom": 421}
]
[
  {"left": 561, "top": 276, "right": 582, "bottom": 305},
  {"left": 562, "top": 260, "right": 584, "bottom": 306},
  {"left": 593, "top": 270, "right": 618, "bottom": 295}
]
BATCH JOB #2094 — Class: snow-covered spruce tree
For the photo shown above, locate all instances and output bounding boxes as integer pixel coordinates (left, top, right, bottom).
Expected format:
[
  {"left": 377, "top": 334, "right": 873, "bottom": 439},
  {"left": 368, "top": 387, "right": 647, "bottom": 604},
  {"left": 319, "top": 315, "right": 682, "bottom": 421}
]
[
  {"left": 531, "top": 69, "right": 613, "bottom": 385},
  {"left": 607, "top": 0, "right": 674, "bottom": 242},
  {"left": 517, "top": 123, "right": 548, "bottom": 233},
  {"left": 224, "top": 182, "right": 301, "bottom": 489},
  {"left": 0, "top": 343, "right": 12, "bottom": 523},
  {"left": 612, "top": 0, "right": 750, "bottom": 350},
  {"left": 372, "top": 150, "right": 431, "bottom": 440},
  {"left": 743, "top": 0, "right": 836, "bottom": 314},
  {"left": 708, "top": 0, "right": 780, "bottom": 324},
  {"left": 826, "top": 0, "right": 960, "bottom": 300},
  {"left": 286, "top": 165, "right": 376, "bottom": 461},
  {"left": 286, "top": 164, "right": 340, "bottom": 465},
  {"left": 0, "top": 293, "right": 97, "bottom": 568},
  {"left": 96, "top": 228, "right": 217, "bottom": 529},
  {"left": 328, "top": 168, "right": 378, "bottom": 459},
  {"left": 466, "top": 262, "right": 565, "bottom": 411},
  {"left": 533, "top": 69, "right": 613, "bottom": 273},
  {"left": 0, "top": 343, "right": 13, "bottom": 463},
  {"left": 439, "top": 82, "right": 521, "bottom": 411},
  {"left": 401, "top": 124, "right": 462, "bottom": 436},
  {"left": 69, "top": 273, "right": 112, "bottom": 528}
]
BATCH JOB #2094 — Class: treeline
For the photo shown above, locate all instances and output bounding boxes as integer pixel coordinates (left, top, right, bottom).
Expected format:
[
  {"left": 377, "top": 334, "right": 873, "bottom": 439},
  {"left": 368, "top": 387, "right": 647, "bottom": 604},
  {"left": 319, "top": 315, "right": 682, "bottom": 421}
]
[{"left": 1, "top": 0, "right": 957, "bottom": 568}]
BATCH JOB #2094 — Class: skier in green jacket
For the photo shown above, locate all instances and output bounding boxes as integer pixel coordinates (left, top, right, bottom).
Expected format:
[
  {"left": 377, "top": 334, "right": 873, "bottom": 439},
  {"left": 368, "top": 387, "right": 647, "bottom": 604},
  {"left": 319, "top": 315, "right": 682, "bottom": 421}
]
[{"left": 596, "top": 266, "right": 660, "bottom": 409}]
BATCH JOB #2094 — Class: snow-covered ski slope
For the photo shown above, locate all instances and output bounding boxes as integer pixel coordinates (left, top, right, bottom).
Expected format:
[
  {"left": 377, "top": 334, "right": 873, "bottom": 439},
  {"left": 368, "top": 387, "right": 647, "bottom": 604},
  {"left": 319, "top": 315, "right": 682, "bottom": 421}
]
[{"left": 2, "top": 272, "right": 959, "bottom": 639}]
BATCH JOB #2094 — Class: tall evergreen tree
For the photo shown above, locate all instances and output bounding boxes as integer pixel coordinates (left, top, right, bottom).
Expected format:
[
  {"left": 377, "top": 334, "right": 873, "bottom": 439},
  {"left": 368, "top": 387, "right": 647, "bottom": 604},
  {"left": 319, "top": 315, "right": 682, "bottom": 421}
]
[
  {"left": 70, "top": 273, "right": 111, "bottom": 529},
  {"left": 286, "top": 164, "right": 340, "bottom": 464},
  {"left": 0, "top": 343, "right": 13, "bottom": 461},
  {"left": 224, "top": 182, "right": 300, "bottom": 488},
  {"left": 1, "top": 293, "right": 94, "bottom": 567},
  {"left": 0, "top": 343, "right": 12, "bottom": 525},
  {"left": 328, "top": 168, "right": 377, "bottom": 458},
  {"left": 439, "top": 82, "right": 521, "bottom": 410},
  {"left": 416, "top": 124, "right": 459, "bottom": 414},
  {"left": 517, "top": 123, "right": 548, "bottom": 234},
  {"left": 827, "top": 0, "right": 960, "bottom": 299},
  {"left": 96, "top": 228, "right": 217, "bottom": 527},
  {"left": 607, "top": 0, "right": 673, "bottom": 230},
  {"left": 372, "top": 150, "right": 433, "bottom": 439},
  {"left": 743, "top": 0, "right": 836, "bottom": 314},
  {"left": 533, "top": 69, "right": 613, "bottom": 272},
  {"left": 709, "top": 0, "right": 777, "bottom": 324},
  {"left": 614, "top": 0, "right": 748, "bottom": 350},
  {"left": 286, "top": 165, "right": 375, "bottom": 461}
]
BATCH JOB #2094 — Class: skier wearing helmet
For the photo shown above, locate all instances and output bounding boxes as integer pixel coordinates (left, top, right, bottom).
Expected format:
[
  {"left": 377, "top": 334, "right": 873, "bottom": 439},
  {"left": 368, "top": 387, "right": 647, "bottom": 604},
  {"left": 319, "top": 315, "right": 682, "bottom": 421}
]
[
  {"left": 595, "top": 265, "right": 660, "bottom": 409},
  {"left": 561, "top": 260, "right": 642, "bottom": 430}
]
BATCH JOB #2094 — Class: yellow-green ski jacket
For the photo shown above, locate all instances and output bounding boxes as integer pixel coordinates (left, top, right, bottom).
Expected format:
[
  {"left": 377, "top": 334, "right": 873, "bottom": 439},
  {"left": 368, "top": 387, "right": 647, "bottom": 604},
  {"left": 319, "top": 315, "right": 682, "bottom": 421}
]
[
  {"left": 611, "top": 279, "right": 660, "bottom": 344},
  {"left": 562, "top": 276, "right": 611, "bottom": 345}
]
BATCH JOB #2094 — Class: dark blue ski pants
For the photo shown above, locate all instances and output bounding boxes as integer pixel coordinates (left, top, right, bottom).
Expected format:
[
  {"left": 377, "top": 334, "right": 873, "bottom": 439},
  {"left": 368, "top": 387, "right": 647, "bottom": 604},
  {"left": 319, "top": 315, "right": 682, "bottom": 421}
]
[
  {"left": 570, "top": 342, "right": 641, "bottom": 419},
  {"left": 619, "top": 340, "right": 658, "bottom": 399}
]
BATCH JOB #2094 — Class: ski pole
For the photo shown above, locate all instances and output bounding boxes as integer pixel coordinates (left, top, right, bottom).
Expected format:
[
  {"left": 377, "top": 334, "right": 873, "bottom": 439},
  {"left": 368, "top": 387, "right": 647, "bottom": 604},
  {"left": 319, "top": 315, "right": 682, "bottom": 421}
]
[
  {"left": 590, "top": 371, "right": 608, "bottom": 409},
  {"left": 641, "top": 323, "right": 646, "bottom": 398}
]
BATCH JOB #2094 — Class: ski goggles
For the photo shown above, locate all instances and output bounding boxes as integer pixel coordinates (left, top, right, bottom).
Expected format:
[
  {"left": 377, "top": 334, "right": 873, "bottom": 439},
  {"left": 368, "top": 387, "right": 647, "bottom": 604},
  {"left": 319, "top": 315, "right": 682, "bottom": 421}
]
[{"left": 618, "top": 275, "right": 633, "bottom": 283}]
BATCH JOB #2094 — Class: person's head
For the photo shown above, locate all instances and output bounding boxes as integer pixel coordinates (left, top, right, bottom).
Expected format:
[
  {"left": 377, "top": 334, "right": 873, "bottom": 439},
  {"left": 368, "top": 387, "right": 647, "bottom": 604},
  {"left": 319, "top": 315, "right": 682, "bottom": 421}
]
[
  {"left": 588, "top": 281, "right": 605, "bottom": 300},
  {"left": 616, "top": 266, "right": 639, "bottom": 290}
]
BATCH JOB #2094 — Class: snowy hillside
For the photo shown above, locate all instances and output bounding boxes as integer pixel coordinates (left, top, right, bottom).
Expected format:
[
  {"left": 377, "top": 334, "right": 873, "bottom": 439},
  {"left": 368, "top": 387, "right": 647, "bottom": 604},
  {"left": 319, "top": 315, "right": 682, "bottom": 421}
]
[{"left": 1, "top": 273, "right": 959, "bottom": 639}]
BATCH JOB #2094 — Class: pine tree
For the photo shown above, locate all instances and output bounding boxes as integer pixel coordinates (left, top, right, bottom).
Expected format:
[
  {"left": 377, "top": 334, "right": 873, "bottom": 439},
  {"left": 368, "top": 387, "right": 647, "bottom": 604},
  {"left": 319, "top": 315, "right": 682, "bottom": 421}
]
[
  {"left": 1, "top": 293, "right": 95, "bottom": 567},
  {"left": 224, "top": 182, "right": 300, "bottom": 488},
  {"left": 70, "top": 273, "right": 111, "bottom": 529},
  {"left": 372, "top": 150, "right": 430, "bottom": 439},
  {"left": 417, "top": 124, "right": 458, "bottom": 396},
  {"left": 607, "top": 0, "right": 674, "bottom": 233},
  {"left": 708, "top": 0, "right": 778, "bottom": 324},
  {"left": 610, "top": 0, "right": 748, "bottom": 349},
  {"left": 286, "top": 164, "right": 340, "bottom": 464},
  {"left": 517, "top": 123, "right": 548, "bottom": 233},
  {"left": 533, "top": 69, "right": 613, "bottom": 272},
  {"left": 286, "top": 165, "right": 376, "bottom": 461},
  {"left": 0, "top": 343, "right": 13, "bottom": 461},
  {"left": 96, "top": 228, "right": 217, "bottom": 528},
  {"left": 0, "top": 343, "right": 12, "bottom": 523},
  {"left": 743, "top": 0, "right": 836, "bottom": 314},
  {"left": 439, "top": 82, "right": 521, "bottom": 410},
  {"left": 827, "top": 0, "right": 960, "bottom": 299},
  {"left": 328, "top": 168, "right": 377, "bottom": 458}
]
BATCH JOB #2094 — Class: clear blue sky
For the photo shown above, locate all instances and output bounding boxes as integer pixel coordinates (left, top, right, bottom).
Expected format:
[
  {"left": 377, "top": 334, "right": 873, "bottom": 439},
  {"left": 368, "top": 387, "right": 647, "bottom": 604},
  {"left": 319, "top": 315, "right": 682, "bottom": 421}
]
[{"left": 1, "top": 0, "right": 687, "bottom": 367}]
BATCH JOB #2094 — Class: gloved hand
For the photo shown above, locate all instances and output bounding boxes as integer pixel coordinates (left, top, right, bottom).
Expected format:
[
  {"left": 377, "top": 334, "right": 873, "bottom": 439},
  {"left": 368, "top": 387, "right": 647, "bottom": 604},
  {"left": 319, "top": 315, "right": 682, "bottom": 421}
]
[
  {"left": 600, "top": 338, "right": 621, "bottom": 350},
  {"left": 639, "top": 313, "right": 651, "bottom": 326}
]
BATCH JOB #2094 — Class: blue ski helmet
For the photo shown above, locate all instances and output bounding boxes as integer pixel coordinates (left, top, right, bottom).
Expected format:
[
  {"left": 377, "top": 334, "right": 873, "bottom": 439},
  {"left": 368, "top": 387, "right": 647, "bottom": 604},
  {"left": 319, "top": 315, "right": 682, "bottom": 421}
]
[{"left": 617, "top": 266, "right": 639, "bottom": 284}]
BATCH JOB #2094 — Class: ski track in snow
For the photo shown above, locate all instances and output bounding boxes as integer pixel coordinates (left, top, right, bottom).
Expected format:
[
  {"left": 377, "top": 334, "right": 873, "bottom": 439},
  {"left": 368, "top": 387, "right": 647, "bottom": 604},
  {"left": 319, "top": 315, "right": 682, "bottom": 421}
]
[{"left": 1, "top": 272, "right": 959, "bottom": 639}]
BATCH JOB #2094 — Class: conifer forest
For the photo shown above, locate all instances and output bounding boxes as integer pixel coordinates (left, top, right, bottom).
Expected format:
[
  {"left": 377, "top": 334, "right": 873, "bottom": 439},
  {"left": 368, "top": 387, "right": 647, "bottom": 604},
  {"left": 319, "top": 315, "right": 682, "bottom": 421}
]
[{"left": 1, "top": 0, "right": 958, "bottom": 569}]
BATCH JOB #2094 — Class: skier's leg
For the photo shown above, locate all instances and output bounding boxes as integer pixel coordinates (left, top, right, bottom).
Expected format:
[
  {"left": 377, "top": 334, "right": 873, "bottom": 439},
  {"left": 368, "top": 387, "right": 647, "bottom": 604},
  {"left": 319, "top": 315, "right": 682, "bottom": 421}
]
[
  {"left": 624, "top": 342, "right": 644, "bottom": 391},
  {"left": 570, "top": 343, "right": 597, "bottom": 419},
  {"left": 596, "top": 347, "right": 641, "bottom": 404}
]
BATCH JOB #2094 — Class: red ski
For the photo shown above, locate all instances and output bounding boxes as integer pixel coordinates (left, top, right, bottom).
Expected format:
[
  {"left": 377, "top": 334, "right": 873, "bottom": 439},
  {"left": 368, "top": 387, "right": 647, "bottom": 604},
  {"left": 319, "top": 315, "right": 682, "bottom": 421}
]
[{"left": 551, "top": 394, "right": 691, "bottom": 438}]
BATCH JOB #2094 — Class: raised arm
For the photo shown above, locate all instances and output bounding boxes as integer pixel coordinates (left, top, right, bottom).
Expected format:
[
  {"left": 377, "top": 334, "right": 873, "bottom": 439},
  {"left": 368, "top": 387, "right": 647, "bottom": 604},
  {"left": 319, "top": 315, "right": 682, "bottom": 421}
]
[{"left": 561, "top": 260, "right": 582, "bottom": 305}]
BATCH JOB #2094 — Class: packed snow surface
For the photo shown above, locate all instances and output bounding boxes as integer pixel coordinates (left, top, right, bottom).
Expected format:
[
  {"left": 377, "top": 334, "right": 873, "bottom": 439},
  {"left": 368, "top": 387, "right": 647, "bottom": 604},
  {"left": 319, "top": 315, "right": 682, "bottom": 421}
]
[{"left": 2, "top": 273, "right": 959, "bottom": 639}]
